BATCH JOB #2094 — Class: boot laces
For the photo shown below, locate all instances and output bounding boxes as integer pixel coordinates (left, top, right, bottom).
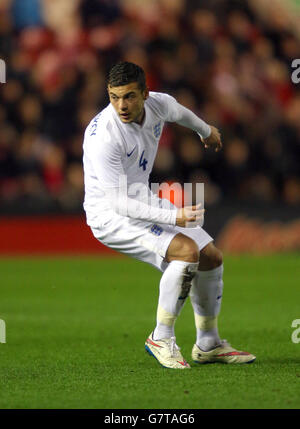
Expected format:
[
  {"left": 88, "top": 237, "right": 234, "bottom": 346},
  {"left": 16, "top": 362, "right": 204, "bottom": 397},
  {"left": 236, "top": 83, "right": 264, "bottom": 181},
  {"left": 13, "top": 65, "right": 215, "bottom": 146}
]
[{"left": 169, "top": 336, "right": 180, "bottom": 357}]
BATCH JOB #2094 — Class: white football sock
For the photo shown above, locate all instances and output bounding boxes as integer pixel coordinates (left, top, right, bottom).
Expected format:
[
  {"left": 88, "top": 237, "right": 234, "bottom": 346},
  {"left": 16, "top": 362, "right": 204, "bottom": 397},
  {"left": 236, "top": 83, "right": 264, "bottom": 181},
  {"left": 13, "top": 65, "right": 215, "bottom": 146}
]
[
  {"left": 153, "top": 260, "right": 198, "bottom": 340},
  {"left": 189, "top": 264, "right": 224, "bottom": 351}
]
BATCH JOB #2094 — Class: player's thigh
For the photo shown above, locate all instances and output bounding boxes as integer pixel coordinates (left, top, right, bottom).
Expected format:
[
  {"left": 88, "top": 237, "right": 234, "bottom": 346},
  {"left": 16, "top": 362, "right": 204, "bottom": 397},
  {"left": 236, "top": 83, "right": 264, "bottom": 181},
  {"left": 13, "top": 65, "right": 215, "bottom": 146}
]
[
  {"left": 198, "top": 242, "right": 223, "bottom": 270},
  {"left": 174, "top": 225, "right": 213, "bottom": 253},
  {"left": 165, "top": 233, "right": 199, "bottom": 263}
]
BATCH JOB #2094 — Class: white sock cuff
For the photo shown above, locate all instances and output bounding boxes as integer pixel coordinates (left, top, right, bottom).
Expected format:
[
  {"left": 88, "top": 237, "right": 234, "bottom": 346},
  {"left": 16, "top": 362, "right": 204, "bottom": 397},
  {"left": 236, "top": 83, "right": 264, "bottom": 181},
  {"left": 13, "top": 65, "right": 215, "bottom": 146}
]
[
  {"left": 168, "top": 260, "right": 199, "bottom": 274},
  {"left": 197, "top": 264, "right": 223, "bottom": 279}
]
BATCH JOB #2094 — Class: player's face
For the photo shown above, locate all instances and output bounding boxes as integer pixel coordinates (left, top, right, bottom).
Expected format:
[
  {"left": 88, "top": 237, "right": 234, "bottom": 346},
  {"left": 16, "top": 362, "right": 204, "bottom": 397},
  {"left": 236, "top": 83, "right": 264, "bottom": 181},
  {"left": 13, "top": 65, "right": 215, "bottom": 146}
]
[{"left": 108, "top": 82, "right": 149, "bottom": 124}]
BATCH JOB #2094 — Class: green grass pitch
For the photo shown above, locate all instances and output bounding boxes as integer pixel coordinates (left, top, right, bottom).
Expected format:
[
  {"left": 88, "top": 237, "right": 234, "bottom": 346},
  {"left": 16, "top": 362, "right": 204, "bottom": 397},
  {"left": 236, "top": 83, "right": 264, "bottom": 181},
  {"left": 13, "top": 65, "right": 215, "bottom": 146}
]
[{"left": 0, "top": 253, "right": 299, "bottom": 409}]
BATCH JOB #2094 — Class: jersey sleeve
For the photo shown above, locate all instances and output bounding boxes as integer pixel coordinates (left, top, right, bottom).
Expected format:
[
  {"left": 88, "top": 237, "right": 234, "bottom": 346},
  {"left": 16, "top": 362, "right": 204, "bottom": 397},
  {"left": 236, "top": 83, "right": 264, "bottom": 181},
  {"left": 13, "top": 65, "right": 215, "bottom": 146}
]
[
  {"left": 88, "top": 132, "right": 125, "bottom": 189},
  {"left": 153, "top": 92, "right": 182, "bottom": 122},
  {"left": 158, "top": 92, "right": 211, "bottom": 139}
]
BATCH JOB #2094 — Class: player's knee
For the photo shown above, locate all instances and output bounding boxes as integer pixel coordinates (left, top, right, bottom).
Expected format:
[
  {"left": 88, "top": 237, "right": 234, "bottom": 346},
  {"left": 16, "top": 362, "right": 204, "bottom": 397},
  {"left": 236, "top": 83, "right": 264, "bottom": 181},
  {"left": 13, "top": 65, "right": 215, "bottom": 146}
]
[
  {"left": 166, "top": 235, "right": 199, "bottom": 263},
  {"left": 182, "top": 241, "right": 199, "bottom": 263}
]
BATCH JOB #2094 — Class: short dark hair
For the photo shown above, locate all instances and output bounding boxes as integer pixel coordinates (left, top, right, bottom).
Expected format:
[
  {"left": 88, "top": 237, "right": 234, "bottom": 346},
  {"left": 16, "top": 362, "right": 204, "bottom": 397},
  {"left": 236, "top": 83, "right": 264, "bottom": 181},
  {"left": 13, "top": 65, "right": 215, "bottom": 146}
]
[{"left": 108, "top": 62, "right": 146, "bottom": 91}]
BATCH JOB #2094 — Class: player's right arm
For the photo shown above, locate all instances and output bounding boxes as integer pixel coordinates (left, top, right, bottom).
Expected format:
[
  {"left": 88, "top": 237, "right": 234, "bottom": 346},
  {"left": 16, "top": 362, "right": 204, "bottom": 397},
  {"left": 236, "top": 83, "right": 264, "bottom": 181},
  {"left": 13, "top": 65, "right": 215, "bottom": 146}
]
[
  {"left": 85, "top": 130, "right": 180, "bottom": 226},
  {"left": 175, "top": 204, "right": 204, "bottom": 227}
]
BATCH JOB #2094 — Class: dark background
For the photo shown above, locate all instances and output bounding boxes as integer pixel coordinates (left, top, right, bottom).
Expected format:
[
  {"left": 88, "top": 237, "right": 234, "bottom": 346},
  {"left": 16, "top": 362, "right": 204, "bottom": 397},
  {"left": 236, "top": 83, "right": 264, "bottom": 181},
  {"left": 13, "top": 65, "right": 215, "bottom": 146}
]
[{"left": 0, "top": 0, "right": 300, "bottom": 249}]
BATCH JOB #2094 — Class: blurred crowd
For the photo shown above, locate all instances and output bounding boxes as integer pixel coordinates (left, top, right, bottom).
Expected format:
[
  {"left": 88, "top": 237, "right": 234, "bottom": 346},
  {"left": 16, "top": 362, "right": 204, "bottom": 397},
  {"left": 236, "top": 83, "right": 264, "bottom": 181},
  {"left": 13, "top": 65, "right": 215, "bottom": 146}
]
[{"left": 1, "top": 0, "right": 300, "bottom": 214}]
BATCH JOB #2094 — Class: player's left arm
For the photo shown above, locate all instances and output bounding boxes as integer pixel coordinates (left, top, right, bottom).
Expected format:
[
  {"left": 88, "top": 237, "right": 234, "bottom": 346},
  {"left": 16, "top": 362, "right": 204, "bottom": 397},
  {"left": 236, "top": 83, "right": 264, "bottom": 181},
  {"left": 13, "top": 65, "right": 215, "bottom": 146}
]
[
  {"left": 162, "top": 93, "right": 222, "bottom": 152},
  {"left": 200, "top": 125, "right": 222, "bottom": 153},
  {"left": 175, "top": 104, "right": 222, "bottom": 152}
]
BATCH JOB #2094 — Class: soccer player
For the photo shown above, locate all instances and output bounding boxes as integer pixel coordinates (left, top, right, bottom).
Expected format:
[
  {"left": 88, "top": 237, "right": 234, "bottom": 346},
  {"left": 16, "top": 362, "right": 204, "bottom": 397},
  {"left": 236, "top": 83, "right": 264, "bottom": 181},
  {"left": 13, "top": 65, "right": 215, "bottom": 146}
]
[{"left": 83, "top": 62, "right": 255, "bottom": 368}]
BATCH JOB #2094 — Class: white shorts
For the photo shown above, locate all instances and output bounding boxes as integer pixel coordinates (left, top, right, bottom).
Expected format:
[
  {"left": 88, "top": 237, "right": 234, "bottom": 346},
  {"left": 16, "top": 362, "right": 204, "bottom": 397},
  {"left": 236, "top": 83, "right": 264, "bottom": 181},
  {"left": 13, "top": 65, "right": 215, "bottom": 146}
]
[{"left": 91, "top": 214, "right": 213, "bottom": 272}]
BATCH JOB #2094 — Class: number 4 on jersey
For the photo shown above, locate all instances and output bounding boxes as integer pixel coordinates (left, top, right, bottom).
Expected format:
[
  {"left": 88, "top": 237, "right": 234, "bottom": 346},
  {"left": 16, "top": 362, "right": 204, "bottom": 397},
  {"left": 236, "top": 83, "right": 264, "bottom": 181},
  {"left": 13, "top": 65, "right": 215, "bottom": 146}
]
[{"left": 139, "top": 150, "right": 148, "bottom": 171}]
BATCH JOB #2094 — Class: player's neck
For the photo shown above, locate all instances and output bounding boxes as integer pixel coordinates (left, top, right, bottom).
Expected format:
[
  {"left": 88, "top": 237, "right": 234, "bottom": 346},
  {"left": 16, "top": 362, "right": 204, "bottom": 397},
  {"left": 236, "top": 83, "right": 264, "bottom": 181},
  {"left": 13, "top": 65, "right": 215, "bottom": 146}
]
[{"left": 133, "top": 108, "right": 146, "bottom": 125}]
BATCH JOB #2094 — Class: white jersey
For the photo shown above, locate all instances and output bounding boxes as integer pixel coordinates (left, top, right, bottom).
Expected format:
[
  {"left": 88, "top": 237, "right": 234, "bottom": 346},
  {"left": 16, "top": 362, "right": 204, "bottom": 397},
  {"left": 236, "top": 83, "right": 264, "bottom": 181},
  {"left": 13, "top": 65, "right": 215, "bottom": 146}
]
[{"left": 83, "top": 91, "right": 210, "bottom": 229}]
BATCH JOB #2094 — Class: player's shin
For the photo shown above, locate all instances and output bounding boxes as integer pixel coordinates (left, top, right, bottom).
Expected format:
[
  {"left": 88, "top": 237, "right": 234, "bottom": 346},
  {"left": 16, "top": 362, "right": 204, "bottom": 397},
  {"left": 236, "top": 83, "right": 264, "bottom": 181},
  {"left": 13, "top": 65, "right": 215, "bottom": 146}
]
[
  {"left": 189, "top": 264, "right": 224, "bottom": 351},
  {"left": 153, "top": 260, "right": 198, "bottom": 340}
]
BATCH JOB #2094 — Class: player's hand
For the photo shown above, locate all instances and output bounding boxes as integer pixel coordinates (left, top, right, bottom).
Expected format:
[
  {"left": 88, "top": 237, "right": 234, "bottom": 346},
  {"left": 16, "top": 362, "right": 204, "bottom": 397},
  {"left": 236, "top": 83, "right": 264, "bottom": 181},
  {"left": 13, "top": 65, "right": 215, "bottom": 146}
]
[
  {"left": 176, "top": 203, "right": 205, "bottom": 227},
  {"left": 202, "top": 125, "right": 222, "bottom": 152}
]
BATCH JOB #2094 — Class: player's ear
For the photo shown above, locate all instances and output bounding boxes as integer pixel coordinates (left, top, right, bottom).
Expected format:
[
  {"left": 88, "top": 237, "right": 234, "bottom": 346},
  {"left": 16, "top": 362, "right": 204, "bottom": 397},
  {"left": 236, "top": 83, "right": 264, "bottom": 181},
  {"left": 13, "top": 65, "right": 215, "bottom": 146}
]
[{"left": 143, "top": 87, "right": 149, "bottom": 100}]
